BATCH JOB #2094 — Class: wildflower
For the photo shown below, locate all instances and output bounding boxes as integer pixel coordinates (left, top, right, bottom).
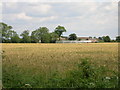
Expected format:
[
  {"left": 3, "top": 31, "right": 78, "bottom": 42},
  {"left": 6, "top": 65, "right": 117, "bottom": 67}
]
[
  {"left": 89, "top": 82, "right": 95, "bottom": 87},
  {"left": 117, "top": 76, "right": 119, "bottom": 79},
  {"left": 89, "top": 82, "right": 95, "bottom": 85},
  {"left": 25, "top": 84, "right": 31, "bottom": 87},
  {"left": 105, "top": 77, "right": 111, "bottom": 80}
]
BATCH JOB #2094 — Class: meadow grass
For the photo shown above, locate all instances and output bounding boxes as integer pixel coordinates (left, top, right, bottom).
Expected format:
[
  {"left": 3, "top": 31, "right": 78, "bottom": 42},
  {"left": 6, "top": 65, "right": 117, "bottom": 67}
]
[{"left": 2, "top": 43, "right": 118, "bottom": 88}]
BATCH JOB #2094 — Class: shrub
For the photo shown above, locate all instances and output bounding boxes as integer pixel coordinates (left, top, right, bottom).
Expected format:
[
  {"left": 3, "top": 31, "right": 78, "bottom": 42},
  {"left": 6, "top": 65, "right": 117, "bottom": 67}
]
[
  {"left": 3, "top": 58, "right": 118, "bottom": 88},
  {"left": 61, "top": 58, "right": 118, "bottom": 88}
]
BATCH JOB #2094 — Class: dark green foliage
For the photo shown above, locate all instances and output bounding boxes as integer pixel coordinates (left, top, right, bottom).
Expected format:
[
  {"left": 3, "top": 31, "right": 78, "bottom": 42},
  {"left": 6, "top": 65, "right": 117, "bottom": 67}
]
[
  {"left": 1, "top": 23, "right": 60, "bottom": 43},
  {"left": 0, "top": 22, "right": 19, "bottom": 43},
  {"left": 31, "top": 27, "right": 59, "bottom": 43},
  {"left": 61, "top": 58, "right": 118, "bottom": 88},
  {"left": 0, "top": 23, "right": 12, "bottom": 39},
  {"left": 3, "top": 65, "right": 24, "bottom": 88},
  {"left": 98, "top": 37, "right": 103, "bottom": 40},
  {"left": 9, "top": 31, "right": 20, "bottom": 43},
  {"left": 54, "top": 25, "right": 66, "bottom": 40},
  {"left": 41, "top": 33, "right": 51, "bottom": 43},
  {"left": 1, "top": 22, "right": 118, "bottom": 43},
  {"left": 31, "top": 31, "right": 39, "bottom": 43},
  {"left": 116, "top": 36, "right": 120, "bottom": 42},
  {"left": 111, "top": 39, "right": 116, "bottom": 42},
  {"left": 102, "top": 36, "right": 111, "bottom": 42},
  {"left": 33, "top": 27, "right": 49, "bottom": 40},
  {"left": 3, "top": 58, "right": 118, "bottom": 88},
  {"left": 20, "top": 30, "right": 31, "bottom": 43},
  {"left": 11, "top": 34, "right": 20, "bottom": 43},
  {"left": 68, "top": 33, "right": 77, "bottom": 40},
  {"left": 31, "top": 27, "right": 50, "bottom": 43},
  {"left": 50, "top": 32, "right": 59, "bottom": 43}
]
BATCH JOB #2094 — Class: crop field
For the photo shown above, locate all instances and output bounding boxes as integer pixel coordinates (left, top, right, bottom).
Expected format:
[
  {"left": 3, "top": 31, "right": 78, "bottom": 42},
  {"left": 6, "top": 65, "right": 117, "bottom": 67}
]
[{"left": 2, "top": 43, "right": 119, "bottom": 88}]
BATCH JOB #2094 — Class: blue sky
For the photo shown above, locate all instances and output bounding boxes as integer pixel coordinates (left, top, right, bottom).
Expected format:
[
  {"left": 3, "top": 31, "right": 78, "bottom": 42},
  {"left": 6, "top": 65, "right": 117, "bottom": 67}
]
[{"left": 1, "top": 0, "right": 118, "bottom": 39}]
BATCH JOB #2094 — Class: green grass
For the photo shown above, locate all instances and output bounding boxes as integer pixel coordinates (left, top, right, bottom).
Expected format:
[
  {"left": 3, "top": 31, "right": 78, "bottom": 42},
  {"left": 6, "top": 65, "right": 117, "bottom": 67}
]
[
  {"left": 2, "top": 43, "right": 118, "bottom": 88},
  {"left": 3, "top": 58, "right": 118, "bottom": 88}
]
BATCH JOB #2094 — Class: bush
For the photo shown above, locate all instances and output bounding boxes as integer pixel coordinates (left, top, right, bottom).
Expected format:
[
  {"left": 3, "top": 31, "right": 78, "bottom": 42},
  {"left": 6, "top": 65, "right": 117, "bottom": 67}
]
[
  {"left": 3, "top": 58, "right": 118, "bottom": 88},
  {"left": 61, "top": 58, "right": 118, "bottom": 88}
]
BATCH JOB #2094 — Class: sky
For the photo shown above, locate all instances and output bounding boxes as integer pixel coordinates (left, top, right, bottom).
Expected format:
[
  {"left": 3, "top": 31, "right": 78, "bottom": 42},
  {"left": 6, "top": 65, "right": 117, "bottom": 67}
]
[{"left": 1, "top": 0, "right": 119, "bottom": 39}]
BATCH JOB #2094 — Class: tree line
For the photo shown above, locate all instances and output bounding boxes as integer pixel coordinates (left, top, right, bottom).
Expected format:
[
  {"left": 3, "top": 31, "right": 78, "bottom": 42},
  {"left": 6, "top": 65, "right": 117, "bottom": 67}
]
[
  {"left": 0, "top": 22, "right": 120, "bottom": 43},
  {"left": 0, "top": 22, "right": 66, "bottom": 43}
]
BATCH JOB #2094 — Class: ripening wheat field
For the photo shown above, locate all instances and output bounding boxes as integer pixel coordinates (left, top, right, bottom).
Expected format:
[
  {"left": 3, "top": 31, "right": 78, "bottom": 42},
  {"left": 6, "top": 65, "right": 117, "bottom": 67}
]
[{"left": 2, "top": 43, "right": 119, "bottom": 88}]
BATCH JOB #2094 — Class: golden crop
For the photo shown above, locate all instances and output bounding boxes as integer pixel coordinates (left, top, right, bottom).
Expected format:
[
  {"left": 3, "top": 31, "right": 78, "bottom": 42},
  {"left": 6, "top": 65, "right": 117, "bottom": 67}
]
[{"left": 2, "top": 43, "right": 118, "bottom": 75}]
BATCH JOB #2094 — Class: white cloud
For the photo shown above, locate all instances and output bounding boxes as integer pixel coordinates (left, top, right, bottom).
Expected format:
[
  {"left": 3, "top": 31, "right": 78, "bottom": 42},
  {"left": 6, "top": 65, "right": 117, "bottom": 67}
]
[
  {"left": 3, "top": 3, "right": 53, "bottom": 16},
  {"left": 104, "top": 2, "right": 118, "bottom": 11},
  {"left": 17, "top": 12, "right": 33, "bottom": 20},
  {"left": 3, "top": 12, "right": 32, "bottom": 21},
  {"left": 2, "top": 0, "right": 120, "bottom": 2},
  {"left": 5, "top": 2, "right": 17, "bottom": 8},
  {"left": 3, "top": 12, "right": 58, "bottom": 22},
  {"left": 30, "top": 15, "right": 58, "bottom": 22},
  {"left": 2, "top": 2, "right": 118, "bottom": 39},
  {"left": 0, "top": 3, "right": 2, "bottom": 16},
  {"left": 27, "top": 4, "right": 52, "bottom": 14}
]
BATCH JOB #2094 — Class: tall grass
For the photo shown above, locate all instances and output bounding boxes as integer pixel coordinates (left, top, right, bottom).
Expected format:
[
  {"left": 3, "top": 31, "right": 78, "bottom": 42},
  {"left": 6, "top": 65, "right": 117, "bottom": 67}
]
[
  {"left": 2, "top": 43, "right": 118, "bottom": 88},
  {"left": 3, "top": 58, "right": 118, "bottom": 88}
]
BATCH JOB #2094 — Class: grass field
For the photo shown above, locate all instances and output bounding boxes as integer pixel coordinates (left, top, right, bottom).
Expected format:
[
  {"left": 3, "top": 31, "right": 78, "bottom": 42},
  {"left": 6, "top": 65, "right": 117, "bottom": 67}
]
[{"left": 2, "top": 43, "right": 119, "bottom": 88}]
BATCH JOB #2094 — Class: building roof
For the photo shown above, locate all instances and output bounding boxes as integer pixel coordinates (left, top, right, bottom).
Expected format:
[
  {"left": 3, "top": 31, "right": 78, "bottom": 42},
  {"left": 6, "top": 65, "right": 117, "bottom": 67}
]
[{"left": 77, "top": 37, "right": 90, "bottom": 40}]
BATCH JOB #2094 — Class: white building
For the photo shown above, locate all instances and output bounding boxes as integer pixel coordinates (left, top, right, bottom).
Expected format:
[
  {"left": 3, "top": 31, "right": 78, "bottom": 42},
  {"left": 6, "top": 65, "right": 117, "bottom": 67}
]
[{"left": 56, "top": 40, "right": 94, "bottom": 43}]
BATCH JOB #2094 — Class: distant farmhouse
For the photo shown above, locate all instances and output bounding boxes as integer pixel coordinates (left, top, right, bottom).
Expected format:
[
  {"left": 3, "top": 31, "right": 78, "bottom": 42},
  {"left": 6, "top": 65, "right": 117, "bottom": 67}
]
[{"left": 56, "top": 37, "right": 99, "bottom": 43}]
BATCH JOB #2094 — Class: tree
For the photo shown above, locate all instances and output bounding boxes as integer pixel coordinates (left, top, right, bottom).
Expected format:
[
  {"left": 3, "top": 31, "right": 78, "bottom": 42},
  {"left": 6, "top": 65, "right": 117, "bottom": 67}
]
[
  {"left": 20, "top": 30, "right": 31, "bottom": 43},
  {"left": 41, "top": 33, "right": 51, "bottom": 43},
  {"left": 0, "top": 22, "right": 13, "bottom": 43},
  {"left": 9, "top": 30, "right": 20, "bottom": 43},
  {"left": 116, "top": 36, "right": 120, "bottom": 42},
  {"left": 0, "top": 23, "right": 21, "bottom": 43},
  {"left": 89, "top": 36, "right": 92, "bottom": 39},
  {"left": 68, "top": 33, "right": 77, "bottom": 40},
  {"left": 50, "top": 32, "right": 59, "bottom": 43},
  {"left": 54, "top": 25, "right": 66, "bottom": 40},
  {"left": 102, "top": 36, "right": 111, "bottom": 42},
  {"left": 98, "top": 37, "right": 104, "bottom": 42},
  {"left": 11, "top": 34, "right": 20, "bottom": 43},
  {"left": 31, "top": 30, "right": 39, "bottom": 43},
  {"left": 31, "top": 27, "right": 49, "bottom": 43},
  {"left": 111, "top": 39, "right": 116, "bottom": 42},
  {"left": 98, "top": 37, "right": 103, "bottom": 40}
]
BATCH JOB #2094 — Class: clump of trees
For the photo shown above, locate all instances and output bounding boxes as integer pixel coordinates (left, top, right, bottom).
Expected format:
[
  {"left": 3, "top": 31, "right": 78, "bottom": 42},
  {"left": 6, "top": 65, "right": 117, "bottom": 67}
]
[
  {"left": 0, "top": 22, "right": 120, "bottom": 43},
  {"left": 0, "top": 23, "right": 67, "bottom": 43},
  {"left": 98, "top": 36, "right": 120, "bottom": 42},
  {"left": 68, "top": 33, "right": 77, "bottom": 40},
  {"left": 0, "top": 23, "right": 21, "bottom": 43},
  {"left": 116, "top": 36, "right": 120, "bottom": 42},
  {"left": 102, "top": 36, "right": 111, "bottom": 42},
  {"left": 54, "top": 25, "right": 66, "bottom": 40}
]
